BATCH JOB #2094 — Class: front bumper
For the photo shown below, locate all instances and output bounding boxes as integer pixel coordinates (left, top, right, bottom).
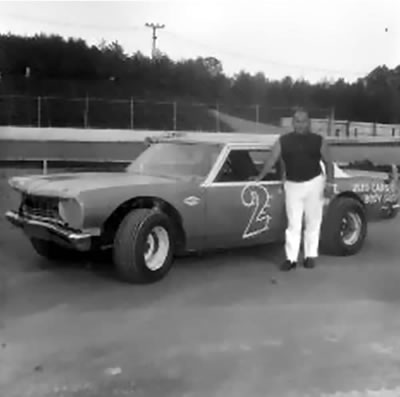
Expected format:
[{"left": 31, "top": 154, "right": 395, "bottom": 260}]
[
  {"left": 378, "top": 202, "right": 400, "bottom": 219},
  {"left": 5, "top": 210, "right": 93, "bottom": 251}
]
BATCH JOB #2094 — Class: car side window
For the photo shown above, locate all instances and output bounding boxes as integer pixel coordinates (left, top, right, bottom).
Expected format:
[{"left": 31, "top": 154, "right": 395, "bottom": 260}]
[
  {"left": 249, "top": 151, "right": 282, "bottom": 181},
  {"left": 214, "top": 149, "right": 281, "bottom": 183}
]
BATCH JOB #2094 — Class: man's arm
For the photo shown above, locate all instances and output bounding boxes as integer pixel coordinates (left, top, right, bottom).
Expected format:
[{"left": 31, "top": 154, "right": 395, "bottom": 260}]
[
  {"left": 257, "top": 139, "right": 281, "bottom": 181},
  {"left": 320, "top": 137, "right": 334, "bottom": 184}
]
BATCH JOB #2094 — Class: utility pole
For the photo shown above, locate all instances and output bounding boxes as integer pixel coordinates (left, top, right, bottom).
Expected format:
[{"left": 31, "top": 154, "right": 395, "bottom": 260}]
[{"left": 145, "top": 22, "right": 165, "bottom": 59}]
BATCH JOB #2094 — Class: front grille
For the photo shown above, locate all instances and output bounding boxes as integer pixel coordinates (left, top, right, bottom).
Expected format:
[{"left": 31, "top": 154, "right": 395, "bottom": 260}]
[{"left": 21, "top": 194, "right": 61, "bottom": 220}]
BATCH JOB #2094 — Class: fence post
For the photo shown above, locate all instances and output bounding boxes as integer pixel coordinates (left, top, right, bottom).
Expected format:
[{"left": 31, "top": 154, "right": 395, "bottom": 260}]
[
  {"left": 173, "top": 101, "right": 177, "bottom": 130},
  {"left": 255, "top": 104, "right": 260, "bottom": 132},
  {"left": 328, "top": 106, "right": 335, "bottom": 136},
  {"left": 130, "top": 97, "right": 134, "bottom": 129},
  {"left": 216, "top": 103, "right": 220, "bottom": 132},
  {"left": 37, "top": 96, "right": 41, "bottom": 127},
  {"left": 6, "top": 96, "right": 11, "bottom": 125},
  {"left": 84, "top": 94, "right": 89, "bottom": 128},
  {"left": 42, "top": 159, "right": 48, "bottom": 175}
]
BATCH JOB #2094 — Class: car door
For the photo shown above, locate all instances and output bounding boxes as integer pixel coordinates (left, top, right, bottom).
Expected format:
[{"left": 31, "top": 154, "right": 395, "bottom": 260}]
[{"left": 203, "top": 146, "right": 286, "bottom": 250}]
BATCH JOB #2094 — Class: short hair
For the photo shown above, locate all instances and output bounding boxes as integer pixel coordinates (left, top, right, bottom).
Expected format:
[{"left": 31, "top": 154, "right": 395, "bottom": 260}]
[{"left": 292, "top": 106, "right": 309, "bottom": 118}]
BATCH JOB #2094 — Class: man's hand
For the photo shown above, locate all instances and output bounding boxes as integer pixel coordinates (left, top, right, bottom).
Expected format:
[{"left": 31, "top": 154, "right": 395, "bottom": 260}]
[
  {"left": 249, "top": 175, "right": 262, "bottom": 182},
  {"left": 255, "top": 139, "right": 281, "bottom": 183}
]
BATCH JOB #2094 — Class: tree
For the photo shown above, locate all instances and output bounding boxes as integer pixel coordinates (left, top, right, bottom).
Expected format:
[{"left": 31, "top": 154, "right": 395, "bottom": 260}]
[
  {"left": 200, "top": 56, "right": 223, "bottom": 77},
  {"left": 0, "top": 32, "right": 400, "bottom": 124}
]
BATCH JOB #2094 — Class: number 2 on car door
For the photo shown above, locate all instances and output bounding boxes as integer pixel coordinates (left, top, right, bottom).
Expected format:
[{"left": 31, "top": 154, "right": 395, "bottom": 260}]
[{"left": 241, "top": 183, "right": 273, "bottom": 239}]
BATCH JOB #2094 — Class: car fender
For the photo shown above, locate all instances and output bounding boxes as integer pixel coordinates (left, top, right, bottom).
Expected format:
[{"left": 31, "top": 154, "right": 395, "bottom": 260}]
[
  {"left": 79, "top": 182, "right": 206, "bottom": 251},
  {"left": 100, "top": 195, "right": 187, "bottom": 251}
]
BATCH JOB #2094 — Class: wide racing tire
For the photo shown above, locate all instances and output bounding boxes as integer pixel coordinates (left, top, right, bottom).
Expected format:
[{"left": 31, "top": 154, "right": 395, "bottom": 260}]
[
  {"left": 320, "top": 197, "right": 367, "bottom": 256},
  {"left": 112, "top": 208, "right": 175, "bottom": 284}
]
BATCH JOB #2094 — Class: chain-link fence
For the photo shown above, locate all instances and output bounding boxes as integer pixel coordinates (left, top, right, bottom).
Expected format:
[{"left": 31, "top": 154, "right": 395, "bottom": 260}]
[
  {"left": 2, "top": 95, "right": 397, "bottom": 137},
  {"left": 0, "top": 95, "right": 335, "bottom": 133}
]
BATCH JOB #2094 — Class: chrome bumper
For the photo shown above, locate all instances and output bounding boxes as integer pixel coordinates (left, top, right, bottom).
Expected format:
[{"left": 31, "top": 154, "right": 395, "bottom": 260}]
[{"left": 5, "top": 210, "right": 93, "bottom": 251}]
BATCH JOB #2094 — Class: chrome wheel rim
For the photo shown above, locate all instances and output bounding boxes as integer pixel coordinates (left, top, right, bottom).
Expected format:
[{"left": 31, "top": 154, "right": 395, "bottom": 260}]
[
  {"left": 340, "top": 211, "right": 362, "bottom": 246},
  {"left": 143, "top": 226, "right": 170, "bottom": 271}
]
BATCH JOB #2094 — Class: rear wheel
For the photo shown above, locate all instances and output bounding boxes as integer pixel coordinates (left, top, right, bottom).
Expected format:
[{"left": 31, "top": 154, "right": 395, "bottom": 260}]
[
  {"left": 112, "top": 208, "right": 175, "bottom": 283},
  {"left": 320, "top": 197, "right": 367, "bottom": 256}
]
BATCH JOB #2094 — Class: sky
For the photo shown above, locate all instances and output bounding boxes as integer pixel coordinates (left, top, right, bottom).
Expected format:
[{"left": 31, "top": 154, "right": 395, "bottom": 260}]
[{"left": 0, "top": 0, "right": 399, "bottom": 83}]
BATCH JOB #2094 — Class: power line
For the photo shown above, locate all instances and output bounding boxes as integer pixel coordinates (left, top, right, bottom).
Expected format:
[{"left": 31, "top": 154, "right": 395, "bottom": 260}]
[
  {"left": 145, "top": 22, "right": 165, "bottom": 59},
  {"left": 0, "top": 12, "right": 370, "bottom": 79},
  {"left": 163, "top": 30, "right": 368, "bottom": 78},
  {"left": 0, "top": 13, "right": 144, "bottom": 32}
]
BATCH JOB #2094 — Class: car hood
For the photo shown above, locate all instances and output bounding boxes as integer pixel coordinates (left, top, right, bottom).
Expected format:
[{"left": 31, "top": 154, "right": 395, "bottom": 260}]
[{"left": 9, "top": 172, "right": 180, "bottom": 198}]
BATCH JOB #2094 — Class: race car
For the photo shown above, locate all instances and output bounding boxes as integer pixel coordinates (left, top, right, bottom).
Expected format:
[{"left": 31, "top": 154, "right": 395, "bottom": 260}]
[{"left": 5, "top": 131, "right": 399, "bottom": 283}]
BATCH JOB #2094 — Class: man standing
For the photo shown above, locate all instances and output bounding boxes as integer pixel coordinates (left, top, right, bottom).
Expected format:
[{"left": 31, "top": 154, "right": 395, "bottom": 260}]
[{"left": 256, "top": 108, "right": 335, "bottom": 271}]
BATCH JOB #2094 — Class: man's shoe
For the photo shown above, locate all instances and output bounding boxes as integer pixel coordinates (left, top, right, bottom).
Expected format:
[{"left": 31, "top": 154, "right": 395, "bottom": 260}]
[
  {"left": 280, "top": 260, "right": 297, "bottom": 271},
  {"left": 303, "top": 257, "right": 316, "bottom": 268}
]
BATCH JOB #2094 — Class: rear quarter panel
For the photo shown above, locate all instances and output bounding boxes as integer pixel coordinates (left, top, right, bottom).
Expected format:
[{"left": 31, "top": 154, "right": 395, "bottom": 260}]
[{"left": 335, "top": 176, "right": 399, "bottom": 220}]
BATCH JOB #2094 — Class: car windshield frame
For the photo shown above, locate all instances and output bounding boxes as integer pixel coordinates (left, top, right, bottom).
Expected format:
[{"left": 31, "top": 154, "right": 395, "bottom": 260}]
[{"left": 125, "top": 141, "right": 223, "bottom": 179}]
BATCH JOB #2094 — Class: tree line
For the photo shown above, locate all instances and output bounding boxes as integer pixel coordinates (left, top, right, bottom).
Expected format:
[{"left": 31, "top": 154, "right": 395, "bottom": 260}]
[{"left": 0, "top": 33, "right": 399, "bottom": 126}]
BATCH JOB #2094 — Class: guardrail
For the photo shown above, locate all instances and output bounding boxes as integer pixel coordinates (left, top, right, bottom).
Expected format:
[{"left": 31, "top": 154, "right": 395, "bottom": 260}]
[
  {"left": 0, "top": 126, "right": 165, "bottom": 142},
  {"left": 1, "top": 127, "right": 399, "bottom": 174},
  {"left": 2, "top": 126, "right": 400, "bottom": 143}
]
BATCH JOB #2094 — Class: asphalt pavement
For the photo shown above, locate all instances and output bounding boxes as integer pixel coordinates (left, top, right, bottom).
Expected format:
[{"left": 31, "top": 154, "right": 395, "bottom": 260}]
[
  {"left": 1, "top": 167, "right": 400, "bottom": 397},
  {"left": 1, "top": 212, "right": 400, "bottom": 396}
]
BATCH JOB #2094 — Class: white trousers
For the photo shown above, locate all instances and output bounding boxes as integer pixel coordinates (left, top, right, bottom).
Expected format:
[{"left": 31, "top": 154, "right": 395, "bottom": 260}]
[{"left": 283, "top": 173, "right": 325, "bottom": 262}]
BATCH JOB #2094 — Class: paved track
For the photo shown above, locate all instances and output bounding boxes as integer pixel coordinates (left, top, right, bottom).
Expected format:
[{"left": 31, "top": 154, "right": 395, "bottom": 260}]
[{"left": 1, "top": 168, "right": 400, "bottom": 397}]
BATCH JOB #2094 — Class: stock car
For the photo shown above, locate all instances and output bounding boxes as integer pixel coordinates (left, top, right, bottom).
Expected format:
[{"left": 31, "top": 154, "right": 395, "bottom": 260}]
[{"left": 5, "top": 131, "right": 400, "bottom": 283}]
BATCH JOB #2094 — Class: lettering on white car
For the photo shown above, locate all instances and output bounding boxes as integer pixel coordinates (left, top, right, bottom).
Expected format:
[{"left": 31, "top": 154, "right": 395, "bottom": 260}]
[
  {"left": 352, "top": 182, "right": 392, "bottom": 194},
  {"left": 352, "top": 182, "right": 398, "bottom": 205}
]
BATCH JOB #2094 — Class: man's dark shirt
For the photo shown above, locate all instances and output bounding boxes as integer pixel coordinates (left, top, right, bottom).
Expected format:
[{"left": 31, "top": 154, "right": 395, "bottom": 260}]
[{"left": 279, "top": 131, "right": 322, "bottom": 182}]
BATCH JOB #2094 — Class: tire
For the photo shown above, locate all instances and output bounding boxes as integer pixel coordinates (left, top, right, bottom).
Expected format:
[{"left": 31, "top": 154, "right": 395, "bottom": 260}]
[
  {"left": 320, "top": 197, "right": 367, "bottom": 256},
  {"left": 30, "top": 238, "right": 78, "bottom": 262},
  {"left": 112, "top": 208, "right": 175, "bottom": 284}
]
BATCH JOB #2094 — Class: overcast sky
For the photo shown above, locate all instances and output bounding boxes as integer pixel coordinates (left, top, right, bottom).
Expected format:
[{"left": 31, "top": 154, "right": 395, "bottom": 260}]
[{"left": 0, "top": 0, "right": 399, "bottom": 83}]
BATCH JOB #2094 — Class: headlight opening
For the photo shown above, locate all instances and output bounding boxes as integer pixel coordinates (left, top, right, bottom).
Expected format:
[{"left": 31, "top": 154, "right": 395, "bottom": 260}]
[{"left": 58, "top": 199, "right": 83, "bottom": 229}]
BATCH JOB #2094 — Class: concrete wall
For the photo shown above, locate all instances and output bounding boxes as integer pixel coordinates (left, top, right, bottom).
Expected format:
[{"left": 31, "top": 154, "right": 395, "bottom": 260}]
[
  {"left": 1, "top": 126, "right": 400, "bottom": 165},
  {"left": 0, "top": 127, "right": 164, "bottom": 162},
  {"left": 0, "top": 126, "right": 164, "bottom": 142}
]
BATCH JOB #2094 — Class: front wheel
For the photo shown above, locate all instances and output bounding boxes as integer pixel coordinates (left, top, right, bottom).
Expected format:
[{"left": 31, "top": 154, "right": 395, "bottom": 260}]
[
  {"left": 112, "top": 208, "right": 175, "bottom": 283},
  {"left": 320, "top": 197, "right": 367, "bottom": 256}
]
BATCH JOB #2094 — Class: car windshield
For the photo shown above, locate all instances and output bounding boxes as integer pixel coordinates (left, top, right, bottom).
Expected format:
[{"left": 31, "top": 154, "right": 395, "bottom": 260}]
[{"left": 126, "top": 142, "right": 221, "bottom": 178}]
